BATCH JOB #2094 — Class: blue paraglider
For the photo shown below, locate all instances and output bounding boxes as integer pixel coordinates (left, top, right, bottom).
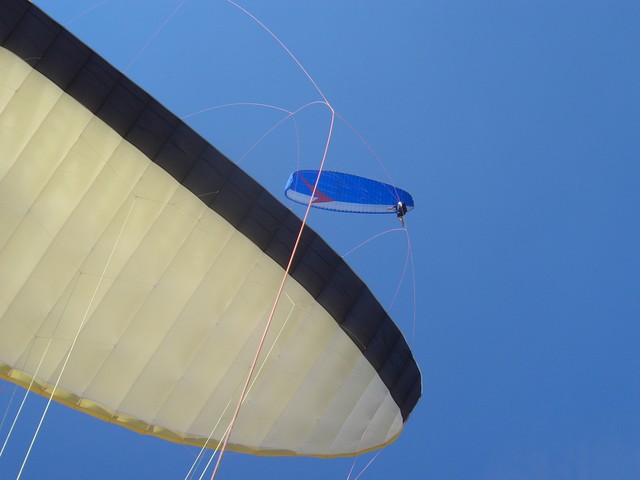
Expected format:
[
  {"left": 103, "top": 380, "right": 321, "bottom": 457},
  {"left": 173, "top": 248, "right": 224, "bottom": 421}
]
[{"left": 284, "top": 170, "right": 414, "bottom": 221}]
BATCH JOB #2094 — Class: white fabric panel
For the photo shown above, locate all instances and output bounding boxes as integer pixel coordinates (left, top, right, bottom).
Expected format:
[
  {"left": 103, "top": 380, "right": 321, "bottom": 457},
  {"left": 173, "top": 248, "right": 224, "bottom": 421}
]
[
  {"left": 285, "top": 189, "right": 396, "bottom": 214},
  {"left": 0, "top": 48, "right": 403, "bottom": 457}
]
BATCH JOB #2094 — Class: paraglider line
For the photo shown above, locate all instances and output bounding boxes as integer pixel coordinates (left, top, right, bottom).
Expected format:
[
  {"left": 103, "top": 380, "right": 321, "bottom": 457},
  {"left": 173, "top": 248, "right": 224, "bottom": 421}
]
[
  {"left": 187, "top": 397, "right": 233, "bottom": 480},
  {"left": 181, "top": 100, "right": 327, "bottom": 168},
  {"left": 342, "top": 226, "right": 417, "bottom": 338},
  {"left": 1, "top": 237, "right": 83, "bottom": 460},
  {"left": 182, "top": 102, "right": 295, "bottom": 119},
  {"left": 0, "top": 383, "right": 18, "bottom": 456},
  {"left": 0, "top": 338, "right": 54, "bottom": 460},
  {"left": 227, "top": 0, "right": 330, "bottom": 105},
  {"left": 209, "top": 106, "right": 335, "bottom": 480},
  {"left": 334, "top": 111, "right": 405, "bottom": 203},
  {"left": 187, "top": 294, "right": 295, "bottom": 480},
  {"left": 124, "top": 0, "right": 189, "bottom": 73},
  {"left": 0, "top": 383, "right": 16, "bottom": 433},
  {"left": 342, "top": 228, "right": 405, "bottom": 258},
  {"left": 389, "top": 228, "right": 412, "bottom": 309},
  {"left": 235, "top": 101, "right": 328, "bottom": 167},
  {"left": 342, "top": 387, "right": 385, "bottom": 480},
  {"left": 15, "top": 196, "right": 138, "bottom": 480},
  {"left": 389, "top": 227, "right": 418, "bottom": 339},
  {"left": 351, "top": 450, "right": 383, "bottom": 480},
  {"left": 404, "top": 228, "right": 417, "bottom": 339},
  {"left": 204, "top": 8, "right": 337, "bottom": 475},
  {"left": 65, "top": 0, "right": 108, "bottom": 25}
]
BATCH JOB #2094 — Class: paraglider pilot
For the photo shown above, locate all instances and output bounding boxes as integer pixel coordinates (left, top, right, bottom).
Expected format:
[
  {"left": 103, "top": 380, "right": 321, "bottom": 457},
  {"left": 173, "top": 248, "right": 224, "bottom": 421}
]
[{"left": 395, "top": 201, "right": 408, "bottom": 226}]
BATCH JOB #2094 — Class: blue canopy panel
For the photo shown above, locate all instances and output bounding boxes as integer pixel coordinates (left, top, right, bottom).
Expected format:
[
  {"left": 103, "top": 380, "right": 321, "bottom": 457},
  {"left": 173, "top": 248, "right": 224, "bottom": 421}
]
[{"left": 285, "top": 170, "right": 414, "bottom": 214}]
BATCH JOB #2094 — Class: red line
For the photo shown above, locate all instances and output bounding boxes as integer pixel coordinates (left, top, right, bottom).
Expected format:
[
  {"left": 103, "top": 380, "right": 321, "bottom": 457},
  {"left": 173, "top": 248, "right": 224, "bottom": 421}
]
[{"left": 210, "top": 108, "right": 335, "bottom": 480}]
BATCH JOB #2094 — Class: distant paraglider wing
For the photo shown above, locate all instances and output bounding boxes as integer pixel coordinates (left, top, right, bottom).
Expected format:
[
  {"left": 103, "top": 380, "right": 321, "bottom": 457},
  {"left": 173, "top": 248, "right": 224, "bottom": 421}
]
[
  {"left": 0, "top": 0, "right": 421, "bottom": 458},
  {"left": 285, "top": 170, "right": 414, "bottom": 214}
]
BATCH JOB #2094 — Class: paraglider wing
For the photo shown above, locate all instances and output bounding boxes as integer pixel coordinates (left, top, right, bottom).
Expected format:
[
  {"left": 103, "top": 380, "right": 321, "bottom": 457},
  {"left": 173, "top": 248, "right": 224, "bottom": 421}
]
[
  {"left": 0, "top": 0, "right": 421, "bottom": 458},
  {"left": 285, "top": 170, "right": 415, "bottom": 214}
]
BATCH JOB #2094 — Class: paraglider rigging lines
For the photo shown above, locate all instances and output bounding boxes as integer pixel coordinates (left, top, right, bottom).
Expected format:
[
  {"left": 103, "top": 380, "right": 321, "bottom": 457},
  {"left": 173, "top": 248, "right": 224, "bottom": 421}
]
[{"left": 0, "top": 2, "right": 421, "bottom": 479}]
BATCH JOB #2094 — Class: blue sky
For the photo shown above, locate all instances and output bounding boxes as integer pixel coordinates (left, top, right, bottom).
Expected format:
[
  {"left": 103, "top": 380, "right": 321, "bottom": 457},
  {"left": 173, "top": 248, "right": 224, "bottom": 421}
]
[{"left": 1, "top": 1, "right": 639, "bottom": 478}]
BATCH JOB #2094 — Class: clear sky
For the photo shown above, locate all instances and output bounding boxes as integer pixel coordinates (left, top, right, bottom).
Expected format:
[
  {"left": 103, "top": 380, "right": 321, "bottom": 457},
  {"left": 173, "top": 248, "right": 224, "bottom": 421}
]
[{"left": 1, "top": 1, "right": 639, "bottom": 479}]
